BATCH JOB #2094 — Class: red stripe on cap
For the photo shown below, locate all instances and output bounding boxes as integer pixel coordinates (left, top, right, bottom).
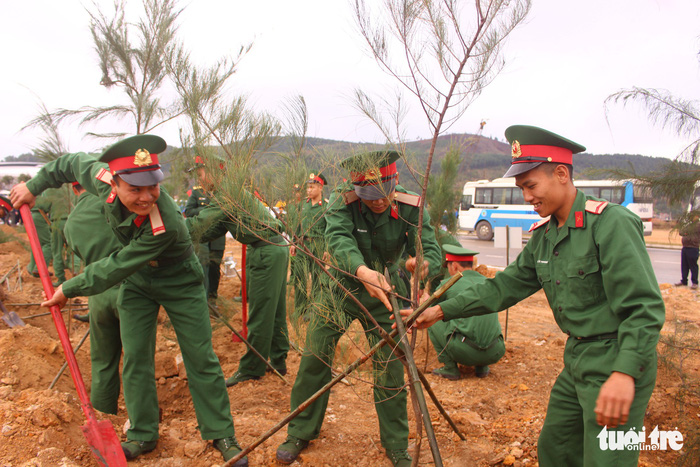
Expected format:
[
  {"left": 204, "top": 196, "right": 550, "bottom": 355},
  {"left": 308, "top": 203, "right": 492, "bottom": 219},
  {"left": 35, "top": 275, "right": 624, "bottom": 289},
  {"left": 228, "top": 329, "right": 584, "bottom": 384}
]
[
  {"left": 108, "top": 153, "right": 160, "bottom": 174},
  {"left": 351, "top": 162, "right": 397, "bottom": 184},
  {"left": 311, "top": 176, "right": 325, "bottom": 185},
  {"left": 513, "top": 145, "right": 572, "bottom": 165},
  {"left": 445, "top": 253, "right": 474, "bottom": 262}
]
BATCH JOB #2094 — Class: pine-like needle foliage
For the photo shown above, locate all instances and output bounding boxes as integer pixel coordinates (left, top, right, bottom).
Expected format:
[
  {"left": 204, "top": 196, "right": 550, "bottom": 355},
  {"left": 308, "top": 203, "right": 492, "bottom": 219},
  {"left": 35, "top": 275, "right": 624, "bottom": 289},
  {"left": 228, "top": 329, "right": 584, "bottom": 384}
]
[{"left": 606, "top": 85, "right": 700, "bottom": 211}]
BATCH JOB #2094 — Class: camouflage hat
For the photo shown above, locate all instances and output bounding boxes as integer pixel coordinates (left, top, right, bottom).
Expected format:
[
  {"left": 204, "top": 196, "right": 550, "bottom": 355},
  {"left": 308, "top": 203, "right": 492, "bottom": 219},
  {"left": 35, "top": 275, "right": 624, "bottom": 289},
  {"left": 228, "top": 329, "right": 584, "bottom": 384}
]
[
  {"left": 99, "top": 134, "right": 166, "bottom": 186},
  {"left": 503, "top": 125, "right": 585, "bottom": 178},
  {"left": 341, "top": 150, "right": 401, "bottom": 200}
]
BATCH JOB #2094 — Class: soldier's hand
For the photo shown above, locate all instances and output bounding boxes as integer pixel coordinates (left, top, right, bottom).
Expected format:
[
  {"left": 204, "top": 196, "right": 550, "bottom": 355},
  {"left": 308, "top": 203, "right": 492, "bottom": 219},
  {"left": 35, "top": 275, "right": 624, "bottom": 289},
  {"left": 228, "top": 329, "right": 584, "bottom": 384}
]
[
  {"left": 290, "top": 245, "right": 296, "bottom": 257},
  {"left": 41, "top": 285, "right": 68, "bottom": 310},
  {"left": 405, "top": 257, "right": 430, "bottom": 280},
  {"left": 9, "top": 182, "right": 36, "bottom": 209},
  {"left": 594, "top": 371, "right": 635, "bottom": 428},
  {"left": 391, "top": 304, "right": 444, "bottom": 331},
  {"left": 356, "top": 265, "right": 392, "bottom": 310}
]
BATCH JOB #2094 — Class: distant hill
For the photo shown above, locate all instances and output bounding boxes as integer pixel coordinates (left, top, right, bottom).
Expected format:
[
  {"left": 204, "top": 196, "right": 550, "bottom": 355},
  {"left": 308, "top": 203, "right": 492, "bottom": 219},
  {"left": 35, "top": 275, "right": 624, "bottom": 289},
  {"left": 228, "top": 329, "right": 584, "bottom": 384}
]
[{"left": 3, "top": 133, "right": 674, "bottom": 193}]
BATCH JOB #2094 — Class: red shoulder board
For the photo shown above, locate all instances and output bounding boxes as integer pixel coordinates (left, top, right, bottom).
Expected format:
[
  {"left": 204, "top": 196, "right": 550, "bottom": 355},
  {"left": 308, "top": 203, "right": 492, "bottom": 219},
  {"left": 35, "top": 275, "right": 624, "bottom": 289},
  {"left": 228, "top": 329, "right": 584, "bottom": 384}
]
[
  {"left": 394, "top": 192, "right": 421, "bottom": 206},
  {"left": 149, "top": 205, "right": 166, "bottom": 236},
  {"left": 342, "top": 190, "right": 359, "bottom": 205},
  {"left": 585, "top": 200, "right": 608, "bottom": 215},
  {"left": 95, "top": 168, "right": 113, "bottom": 185},
  {"left": 528, "top": 217, "right": 550, "bottom": 232}
]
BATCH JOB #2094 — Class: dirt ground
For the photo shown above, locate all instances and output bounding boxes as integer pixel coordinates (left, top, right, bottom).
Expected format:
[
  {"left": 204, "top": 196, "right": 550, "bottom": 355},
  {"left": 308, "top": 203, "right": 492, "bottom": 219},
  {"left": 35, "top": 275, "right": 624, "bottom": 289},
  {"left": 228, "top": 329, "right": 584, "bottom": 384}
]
[{"left": 1, "top": 224, "right": 698, "bottom": 466}]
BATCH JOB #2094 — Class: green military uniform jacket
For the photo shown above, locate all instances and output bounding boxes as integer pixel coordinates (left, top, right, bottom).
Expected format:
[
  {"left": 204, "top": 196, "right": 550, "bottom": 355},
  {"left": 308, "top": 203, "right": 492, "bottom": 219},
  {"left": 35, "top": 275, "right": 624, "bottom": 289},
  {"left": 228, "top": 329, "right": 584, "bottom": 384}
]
[
  {"left": 439, "top": 190, "right": 665, "bottom": 379},
  {"left": 184, "top": 186, "right": 226, "bottom": 250},
  {"left": 25, "top": 152, "right": 193, "bottom": 299},
  {"left": 326, "top": 184, "right": 442, "bottom": 305},
  {"left": 298, "top": 198, "right": 327, "bottom": 238},
  {"left": 435, "top": 270, "right": 502, "bottom": 348},
  {"left": 64, "top": 191, "right": 122, "bottom": 264},
  {"left": 188, "top": 190, "right": 284, "bottom": 246}
]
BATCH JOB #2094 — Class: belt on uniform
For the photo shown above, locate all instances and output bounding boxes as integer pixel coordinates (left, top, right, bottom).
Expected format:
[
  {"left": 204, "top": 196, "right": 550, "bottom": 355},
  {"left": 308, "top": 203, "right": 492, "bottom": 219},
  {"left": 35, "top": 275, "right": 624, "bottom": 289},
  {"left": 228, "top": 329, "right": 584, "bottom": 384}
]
[
  {"left": 249, "top": 235, "right": 283, "bottom": 248},
  {"left": 148, "top": 244, "right": 193, "bottom": 268},
  {"left": 566, "top": 331, "right": 618, "bottom": 341},
  {"left": 453, "top": 332, "right": 503, "bottom": 351}
]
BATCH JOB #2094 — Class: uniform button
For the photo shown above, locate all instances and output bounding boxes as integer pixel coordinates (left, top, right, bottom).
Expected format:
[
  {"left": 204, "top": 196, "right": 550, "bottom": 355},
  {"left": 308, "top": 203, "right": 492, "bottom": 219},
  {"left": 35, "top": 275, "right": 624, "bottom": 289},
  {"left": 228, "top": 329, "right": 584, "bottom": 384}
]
[
  {"left": 558, "top": 306, "right": 562, "bottom": 311},
  {"left": 578, "top": 269, "right": 584, "bottom": 275},
  {"left": 373, "top": 232, "right": 377, "bottom": 236},
  {"left": 554, "top": 251, "right": 559, "bottom": 256},
  {"left": 556, "top": 280, "right": 561, "bottom": 285},
  {"left": 639, "top": 366, "right": 645, "bottom": 372}
]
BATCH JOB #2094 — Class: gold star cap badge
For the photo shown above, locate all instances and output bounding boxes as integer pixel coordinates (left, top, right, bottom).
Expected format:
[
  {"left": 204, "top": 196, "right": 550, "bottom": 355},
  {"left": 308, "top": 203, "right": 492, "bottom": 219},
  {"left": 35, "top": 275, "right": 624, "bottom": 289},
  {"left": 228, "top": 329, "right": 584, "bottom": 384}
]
[
  {"left": 511, "top": 140, "right": 522, "bottom": 159},
  {"left": 134, "top": 148, "right": 152, "bottom": 166}
]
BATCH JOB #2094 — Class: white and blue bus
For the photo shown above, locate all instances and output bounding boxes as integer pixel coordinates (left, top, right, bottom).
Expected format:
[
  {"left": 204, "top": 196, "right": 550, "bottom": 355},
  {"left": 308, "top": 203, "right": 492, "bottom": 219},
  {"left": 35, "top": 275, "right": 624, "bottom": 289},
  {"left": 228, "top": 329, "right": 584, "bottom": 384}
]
[{"left": 459, "top": 178, "right": 653, "bottom": 240}]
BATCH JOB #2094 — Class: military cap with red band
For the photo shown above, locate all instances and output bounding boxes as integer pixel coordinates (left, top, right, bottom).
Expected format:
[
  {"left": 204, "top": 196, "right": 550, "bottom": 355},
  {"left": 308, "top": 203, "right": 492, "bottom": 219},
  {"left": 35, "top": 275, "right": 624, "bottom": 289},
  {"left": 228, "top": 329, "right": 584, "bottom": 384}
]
[
  {"left": 442, "top": 244, "right": 479, "bottom": 262},
  {"left": 341, "top": 150, "right": 401, "bottom": 200},
  {"left": 99, "top": 134, "right": 166, "bottom": 186},
  {"left": 187, "top": 155, "right": 225, "bottom": 173},
  {"left": 503, "top": 125, "right": 586, "bottom": 178},
  {"left": 307, "top": 172, "right": 328, "bottom": 186}
]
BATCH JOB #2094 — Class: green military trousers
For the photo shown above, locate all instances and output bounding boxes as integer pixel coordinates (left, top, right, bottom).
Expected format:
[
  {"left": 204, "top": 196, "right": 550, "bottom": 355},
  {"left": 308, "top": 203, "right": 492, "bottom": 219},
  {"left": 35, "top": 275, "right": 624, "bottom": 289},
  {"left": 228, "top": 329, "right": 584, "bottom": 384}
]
[
  {"left": 88, "top": 286, "right": 122, "bottom": 414},
  {"left": 428, "top": 321, "right": 505, "bottom": 367},
  {"left": 196, "top": 241, "right": 225, "bottom": 299},
  {"left": 238, "top": 243, "right": 289, "bottom": 376},
  {"left": 118, "top": 255, "right": 235, "bottom": 441},
  {"left": 52, "top": 218, "right": 81, "bottom": 284},
  {"left": 288, "top": 305, "right": 409, "bottom": 450},
  {"left": 27, "top": 209, "right": 52, "bottom": 274},
  {"left": 537, "top": 338, "right": 657, "bottom": 467},
  {"left": 291, "top": 239, "right": 325, "bottom": 319}
]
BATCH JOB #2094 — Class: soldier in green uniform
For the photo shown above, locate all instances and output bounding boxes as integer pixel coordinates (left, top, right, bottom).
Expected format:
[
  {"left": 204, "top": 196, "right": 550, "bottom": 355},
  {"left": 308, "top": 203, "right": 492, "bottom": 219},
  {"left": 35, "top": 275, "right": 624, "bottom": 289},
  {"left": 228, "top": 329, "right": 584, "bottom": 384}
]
[
  {"left": 184, "top": 156, "right": 227, "bottom": 302},
  {"left": 427, "top": 244, "right": 505, "bottom": 380},
  {"left": 9, "top": 135, "right": 247, "bottom": 466},
  {"left": 290, "top": 172, "right": 328, "bottom": 318},
  {"left": 276, "top": 151, "right": 442, "bottom": 467},
  {"left": 63, "top": 181, "right": 123, "bottom": 414},
  {"left": 403, "top": 125, "right": 665, "bottom": 467},
  {"left": 186, "top": 181, "right": 289, "bottom": 386}
]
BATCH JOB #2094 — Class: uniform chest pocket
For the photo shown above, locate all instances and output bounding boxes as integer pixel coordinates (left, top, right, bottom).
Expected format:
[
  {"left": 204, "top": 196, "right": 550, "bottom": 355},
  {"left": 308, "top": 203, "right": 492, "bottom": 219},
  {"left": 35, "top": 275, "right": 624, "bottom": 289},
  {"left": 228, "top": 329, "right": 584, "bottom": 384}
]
[
  {"left": 564, "top": 254, "right": 603, "bottom": 306},
  {"left": 565, "top": 255, "right": 600, "bottom": 279},
  {"left": 355, "top": 231, "right": 372, "bottom": 251},
  {"left": 535, "top": 262, "right": 551, "bottom": 286}
]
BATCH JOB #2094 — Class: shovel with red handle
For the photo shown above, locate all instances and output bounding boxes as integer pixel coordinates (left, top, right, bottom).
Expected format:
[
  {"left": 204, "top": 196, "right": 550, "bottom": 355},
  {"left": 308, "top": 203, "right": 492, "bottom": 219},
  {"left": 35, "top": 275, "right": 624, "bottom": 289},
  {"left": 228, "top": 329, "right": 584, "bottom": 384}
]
[{"left": 20, "top": 205, "right": 127, "bottom": 467}]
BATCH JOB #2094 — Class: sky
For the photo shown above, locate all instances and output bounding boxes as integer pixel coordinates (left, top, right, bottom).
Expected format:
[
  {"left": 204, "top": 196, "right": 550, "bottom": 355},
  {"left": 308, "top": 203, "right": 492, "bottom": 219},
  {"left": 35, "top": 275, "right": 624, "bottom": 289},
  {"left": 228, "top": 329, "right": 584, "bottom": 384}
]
[{"left": 1, "top": 0, "right": 699, "bottom": 160}]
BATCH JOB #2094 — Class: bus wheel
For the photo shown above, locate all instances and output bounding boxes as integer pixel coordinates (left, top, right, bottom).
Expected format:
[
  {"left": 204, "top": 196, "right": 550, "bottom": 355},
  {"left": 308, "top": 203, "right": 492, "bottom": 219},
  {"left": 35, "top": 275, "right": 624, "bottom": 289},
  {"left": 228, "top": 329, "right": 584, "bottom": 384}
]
[{"left": 475, "top": 220, "right": 493, "bottom": 241}]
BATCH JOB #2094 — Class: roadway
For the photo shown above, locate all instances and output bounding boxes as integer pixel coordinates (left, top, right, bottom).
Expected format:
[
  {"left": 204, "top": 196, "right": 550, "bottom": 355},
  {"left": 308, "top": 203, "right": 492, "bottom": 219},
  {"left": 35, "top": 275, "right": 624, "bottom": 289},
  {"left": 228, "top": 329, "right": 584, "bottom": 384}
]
[{"left": 456, "top": 231, "right": 680, "bottom": 285}]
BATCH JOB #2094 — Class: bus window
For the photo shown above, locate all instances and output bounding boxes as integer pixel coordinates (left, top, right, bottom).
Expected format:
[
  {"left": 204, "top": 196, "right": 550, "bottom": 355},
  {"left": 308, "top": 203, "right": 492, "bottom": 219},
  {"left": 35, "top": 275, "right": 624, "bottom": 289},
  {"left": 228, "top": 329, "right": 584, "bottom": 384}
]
[
  {"left": 461, "top": 194, "right": 473, "bottom": 210},
  {"left": 493, "top": 187, "right": 509, "bottom": 204},
  {"left": 579, "top": 187, "right": 598, "bottom": 197},
  {"left": 600, "top": 187, "right": 625, "bottom": 204},
  {"left": 476, "top": 188, "right": 492, "bottom": 204},
  {"left": 511, "top": 188, "right": 524, "bottom": 205},
  {"left": 633, "top": 185, "right": 653, "bottom": 203}
]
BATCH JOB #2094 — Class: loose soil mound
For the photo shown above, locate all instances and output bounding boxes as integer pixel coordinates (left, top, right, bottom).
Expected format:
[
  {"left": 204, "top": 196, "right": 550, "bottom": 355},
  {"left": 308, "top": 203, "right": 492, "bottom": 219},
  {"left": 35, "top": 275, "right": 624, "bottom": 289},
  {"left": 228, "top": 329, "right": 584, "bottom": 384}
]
[{"left": 1, "top": 225, "right": 698, "bottom": 466}]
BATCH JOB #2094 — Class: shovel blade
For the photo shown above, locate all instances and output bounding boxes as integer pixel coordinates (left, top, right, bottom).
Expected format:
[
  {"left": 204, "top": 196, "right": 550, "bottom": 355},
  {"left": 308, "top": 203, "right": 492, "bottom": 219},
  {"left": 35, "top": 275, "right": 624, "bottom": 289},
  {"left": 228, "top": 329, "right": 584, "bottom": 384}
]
[
  {"left": 1, "top": 311, "right": 25, "bottom": 328},
  {"left": 81, "top": 419, "right": 127, "bottom": 467}
]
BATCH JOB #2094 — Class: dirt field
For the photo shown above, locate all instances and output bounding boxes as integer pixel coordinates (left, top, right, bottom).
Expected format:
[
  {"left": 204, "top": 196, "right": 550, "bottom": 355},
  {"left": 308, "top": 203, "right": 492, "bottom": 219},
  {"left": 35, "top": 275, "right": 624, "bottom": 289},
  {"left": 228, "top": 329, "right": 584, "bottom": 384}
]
[{"left": 1, "top": 224, "right": 698, "bottom": 466}]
